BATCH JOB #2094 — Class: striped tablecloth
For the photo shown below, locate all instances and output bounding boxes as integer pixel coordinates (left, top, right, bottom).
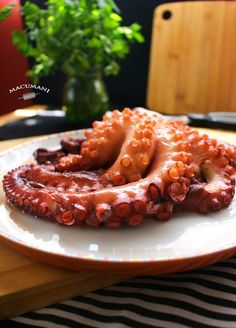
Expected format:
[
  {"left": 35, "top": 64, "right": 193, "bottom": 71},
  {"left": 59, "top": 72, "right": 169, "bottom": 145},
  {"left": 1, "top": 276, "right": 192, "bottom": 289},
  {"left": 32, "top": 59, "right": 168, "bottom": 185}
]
[{"left": 2, "top": 256, "right": 236, "bottom": 328}]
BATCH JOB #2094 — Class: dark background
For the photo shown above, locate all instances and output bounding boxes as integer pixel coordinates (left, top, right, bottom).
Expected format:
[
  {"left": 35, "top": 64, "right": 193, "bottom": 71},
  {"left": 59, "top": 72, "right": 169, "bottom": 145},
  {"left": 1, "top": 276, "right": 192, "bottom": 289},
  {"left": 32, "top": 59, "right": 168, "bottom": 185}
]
[{"left": 21, "top": 0, "right": 180, "bottom": 109}]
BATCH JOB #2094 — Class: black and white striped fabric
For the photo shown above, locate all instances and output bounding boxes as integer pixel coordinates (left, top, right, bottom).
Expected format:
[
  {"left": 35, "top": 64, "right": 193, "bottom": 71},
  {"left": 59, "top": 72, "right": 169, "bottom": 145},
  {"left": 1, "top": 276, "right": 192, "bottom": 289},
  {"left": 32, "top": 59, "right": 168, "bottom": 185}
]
[{"left": 3, "top": 256, "right": 236, "bottom": 328}]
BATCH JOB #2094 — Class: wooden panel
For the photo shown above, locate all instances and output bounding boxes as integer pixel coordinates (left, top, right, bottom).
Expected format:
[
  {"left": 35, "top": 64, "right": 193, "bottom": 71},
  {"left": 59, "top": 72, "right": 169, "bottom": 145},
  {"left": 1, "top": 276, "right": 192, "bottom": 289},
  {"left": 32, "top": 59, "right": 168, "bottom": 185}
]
[{"left": 147, "top": 1, "right": 236, "bottom": 114}]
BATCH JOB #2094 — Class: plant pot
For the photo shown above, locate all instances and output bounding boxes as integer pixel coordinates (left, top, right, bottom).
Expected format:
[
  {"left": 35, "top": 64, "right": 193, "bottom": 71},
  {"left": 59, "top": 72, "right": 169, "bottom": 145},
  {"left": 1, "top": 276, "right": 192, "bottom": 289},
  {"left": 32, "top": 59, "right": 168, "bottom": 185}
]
[{"left": 64, "top": 70, "right": 109, "bottom": 123}]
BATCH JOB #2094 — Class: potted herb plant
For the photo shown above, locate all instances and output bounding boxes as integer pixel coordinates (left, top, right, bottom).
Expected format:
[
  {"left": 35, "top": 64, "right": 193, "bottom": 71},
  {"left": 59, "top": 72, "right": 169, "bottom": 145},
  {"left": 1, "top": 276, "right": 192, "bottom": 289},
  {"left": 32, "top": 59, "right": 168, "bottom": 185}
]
[{"left": 12, "top": 0, "right": 144, "bottom": 122}]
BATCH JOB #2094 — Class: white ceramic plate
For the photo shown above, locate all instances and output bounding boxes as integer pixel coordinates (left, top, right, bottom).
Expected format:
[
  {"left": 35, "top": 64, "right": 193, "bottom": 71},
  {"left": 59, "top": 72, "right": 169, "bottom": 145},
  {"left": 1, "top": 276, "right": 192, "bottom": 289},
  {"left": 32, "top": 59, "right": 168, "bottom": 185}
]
[{"left": 0, "top": 131, "right": 236, "bottom": 274}]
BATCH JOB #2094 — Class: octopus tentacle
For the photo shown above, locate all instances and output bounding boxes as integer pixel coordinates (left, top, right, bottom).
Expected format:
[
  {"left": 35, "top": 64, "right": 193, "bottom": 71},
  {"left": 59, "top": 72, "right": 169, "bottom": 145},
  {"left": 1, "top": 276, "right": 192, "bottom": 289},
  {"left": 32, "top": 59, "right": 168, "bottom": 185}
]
[
  {"left": 4, "top": 166, "right": 149, "bottom": 227},
  {"left": 34, "top": 148, "right": 66, "bottom": 164},
  {"left": 21, "top": 165, "right": 111, "bottom": 192},
  {"left": 3, "top": 107, "right": 236, "bottom": 228},
  {"left": 102, "top": 119, "right": 157, "bottom": 185},
  {"left": 60, "top": 137, "right": 85, "bottom": 153},
  {"left": 176, "top": 160, "right": 235, "bottom": 214}
]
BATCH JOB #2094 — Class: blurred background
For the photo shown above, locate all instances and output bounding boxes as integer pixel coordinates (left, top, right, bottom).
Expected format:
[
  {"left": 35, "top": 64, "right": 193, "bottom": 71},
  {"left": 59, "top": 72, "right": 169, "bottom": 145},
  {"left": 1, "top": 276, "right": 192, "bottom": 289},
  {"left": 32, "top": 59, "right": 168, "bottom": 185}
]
[
  {"left": 0, "top": 0, "right": 180, "bottom": 115},
  {"left": 1, "top": 0, "right": 236, "bottom": 118}
]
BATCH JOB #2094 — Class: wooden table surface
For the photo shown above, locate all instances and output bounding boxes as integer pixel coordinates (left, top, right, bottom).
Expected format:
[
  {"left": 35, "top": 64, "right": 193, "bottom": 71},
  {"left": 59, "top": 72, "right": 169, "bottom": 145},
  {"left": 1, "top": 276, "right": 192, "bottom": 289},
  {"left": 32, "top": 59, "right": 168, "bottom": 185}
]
[{"left": 0, "top": 108, "right": 235, "bottom": 320}]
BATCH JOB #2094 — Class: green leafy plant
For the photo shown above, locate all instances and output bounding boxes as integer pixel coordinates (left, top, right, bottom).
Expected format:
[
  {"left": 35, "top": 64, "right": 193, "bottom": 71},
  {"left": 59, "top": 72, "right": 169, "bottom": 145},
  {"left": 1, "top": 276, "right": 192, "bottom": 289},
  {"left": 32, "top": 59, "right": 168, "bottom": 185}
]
[
  {"left": 0, "top": 5, "right": 14, "bottom": 24},
  {"left": 12, "top": 0, "right": 144, "bottom": 83}
]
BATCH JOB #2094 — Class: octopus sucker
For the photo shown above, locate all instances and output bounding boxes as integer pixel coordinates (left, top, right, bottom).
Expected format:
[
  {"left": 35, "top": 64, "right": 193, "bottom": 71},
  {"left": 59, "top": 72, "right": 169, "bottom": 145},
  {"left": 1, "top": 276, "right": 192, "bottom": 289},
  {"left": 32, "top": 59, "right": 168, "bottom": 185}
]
[{"left": 3, "top": 107, "right": 236, "bottom": 228}]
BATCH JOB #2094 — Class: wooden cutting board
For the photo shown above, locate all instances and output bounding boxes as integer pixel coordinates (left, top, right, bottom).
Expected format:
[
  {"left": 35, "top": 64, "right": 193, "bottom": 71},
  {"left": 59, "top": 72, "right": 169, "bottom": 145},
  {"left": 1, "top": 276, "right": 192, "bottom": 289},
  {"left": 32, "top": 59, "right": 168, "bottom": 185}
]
[{"left": 147, "top": 1, "right": 236, "bottom": 114}]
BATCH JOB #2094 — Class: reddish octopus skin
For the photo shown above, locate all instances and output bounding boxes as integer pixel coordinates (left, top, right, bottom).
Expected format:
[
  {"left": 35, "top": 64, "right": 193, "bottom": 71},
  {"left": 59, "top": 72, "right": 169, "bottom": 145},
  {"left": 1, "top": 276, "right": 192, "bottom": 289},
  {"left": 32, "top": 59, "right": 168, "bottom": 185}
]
[
  {"left": 3, "top": 107, "right": 236, "bottom": 228},
  {"left": 34, "top": 137, "right": 85, "bottom": 164}
]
